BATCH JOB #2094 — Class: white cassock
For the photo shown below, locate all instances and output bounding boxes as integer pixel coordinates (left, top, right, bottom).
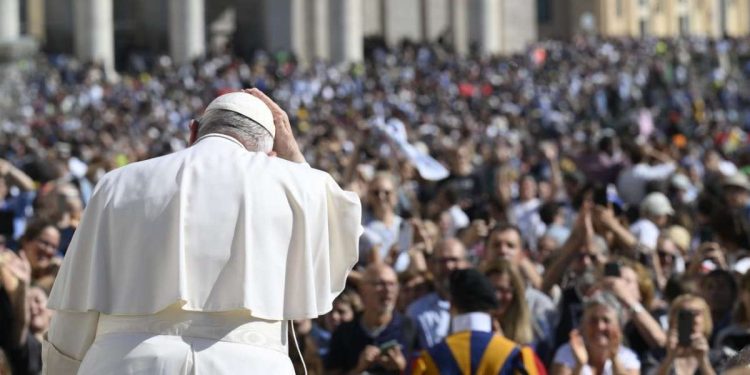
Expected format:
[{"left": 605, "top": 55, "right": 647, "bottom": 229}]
[{"left": 42, "top": 133, "right": 362, "bottom": 374}]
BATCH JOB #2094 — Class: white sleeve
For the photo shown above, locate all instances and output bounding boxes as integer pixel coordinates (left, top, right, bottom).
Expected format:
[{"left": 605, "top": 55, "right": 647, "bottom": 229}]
[
  {"left": 630, "top": 222, "right": 660, "bottom": 250},
  {"left": 42, "top": 310, "right": 99, "bottom": 375},
  {"left": 633, "top": 163, "right": 676, "bottom": 180},
  {"left": 617, "top": 346, "right": 641, "bottom": 370}
]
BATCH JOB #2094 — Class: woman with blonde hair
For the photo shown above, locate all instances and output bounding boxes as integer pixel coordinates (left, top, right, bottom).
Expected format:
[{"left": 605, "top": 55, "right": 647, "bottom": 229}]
[
  {"left": 484, "top": 259, "right": 554, "bottom": 361},
  {"left": 655, "top": 294, "right": 716, "bottom": 375}
]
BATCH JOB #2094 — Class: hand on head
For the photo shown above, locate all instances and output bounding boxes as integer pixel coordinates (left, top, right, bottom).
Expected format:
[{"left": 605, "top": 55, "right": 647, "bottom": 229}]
[{"left": 244, "top": 88, "right": 306, "bottom": 163}]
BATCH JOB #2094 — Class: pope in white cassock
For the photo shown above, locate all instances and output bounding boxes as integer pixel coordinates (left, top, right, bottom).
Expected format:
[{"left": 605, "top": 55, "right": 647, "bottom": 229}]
[{"left": 41, "top": 89, "right": 362, "bottom": 374}]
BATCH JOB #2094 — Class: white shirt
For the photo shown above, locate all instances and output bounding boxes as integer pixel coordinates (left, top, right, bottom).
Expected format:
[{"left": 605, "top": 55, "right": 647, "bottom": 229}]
[
  {"left": 617, "top": 162, "right": 676, "bottom": 206},
  {"left": 553, "top": 343, "right": 641, "bottom": 375},
  {"left": 629, "top": 218, "right": 660, "bottom": 251}
]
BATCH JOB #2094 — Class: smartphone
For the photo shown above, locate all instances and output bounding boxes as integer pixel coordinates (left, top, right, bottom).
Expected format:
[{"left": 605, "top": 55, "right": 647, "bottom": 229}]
[
  {"left": 604, "top": 262, "right": 621, "bottom": 277},
  {"left": 593, "top": 185, "right": 608, "bottom": 206},
  {"left": 677, "top": 309, "right": 695, "bottom": 347},
  {"left": 379, "top": 339, "right": 400, "bottom": 352},
  {"left": 398, "top": 220, "right": 413, "bottom": 254}
]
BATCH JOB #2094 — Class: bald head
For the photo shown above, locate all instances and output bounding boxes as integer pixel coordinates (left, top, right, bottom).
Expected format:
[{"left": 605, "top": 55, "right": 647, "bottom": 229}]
[
  {"left": 361, "top": 263, "right": 399, "bottom": 314},
  {"left": 363, "top": 262, "right": 398, "bottom": 284}
]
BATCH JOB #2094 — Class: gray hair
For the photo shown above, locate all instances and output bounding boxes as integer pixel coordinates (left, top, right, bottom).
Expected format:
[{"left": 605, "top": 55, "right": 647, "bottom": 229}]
[
  {"left": 583, "top": 291, "right": 625, "bottom": 327},
  {"left": 197, "top": 109, "right": 274, "bottom": 153}
]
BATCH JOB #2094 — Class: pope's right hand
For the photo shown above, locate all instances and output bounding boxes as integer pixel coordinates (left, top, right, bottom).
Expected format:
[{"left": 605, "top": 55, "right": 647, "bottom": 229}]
[{"left": 244, "top": 88, "right": 306, "bottom": 163}]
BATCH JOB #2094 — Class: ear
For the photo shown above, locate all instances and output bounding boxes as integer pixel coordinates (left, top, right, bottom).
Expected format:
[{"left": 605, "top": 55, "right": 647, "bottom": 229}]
[{"left": 188, "top": 120, "right": 199, "bottom": 146}]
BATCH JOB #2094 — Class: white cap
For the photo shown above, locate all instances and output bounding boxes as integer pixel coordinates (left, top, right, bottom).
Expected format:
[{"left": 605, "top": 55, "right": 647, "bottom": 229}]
[
  {"left": 203, "top": 92, "right": 275, "bottom": 138},
  {"left": 640, "top": 192, "right": 675, "bottom": 216}
]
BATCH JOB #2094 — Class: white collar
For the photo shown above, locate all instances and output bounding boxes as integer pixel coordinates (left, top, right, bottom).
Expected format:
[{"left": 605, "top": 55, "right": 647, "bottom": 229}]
[
  {"left": 451, "top": 312, "right": 493, "bottom": 334},
  {"left": 195, "top": 133, "right": 246, "bottom": 149}
]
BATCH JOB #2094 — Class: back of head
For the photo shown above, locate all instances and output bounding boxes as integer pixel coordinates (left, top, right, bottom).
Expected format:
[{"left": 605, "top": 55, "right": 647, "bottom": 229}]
[
  {"left": 449, "top": 268, "right": 498, "bottom": 314},
  {"left": 640, "top": 192, "right": 674, "bottom": 218},
  {"left": 198, "top": 92, "right": 275, "bottom": 153}
]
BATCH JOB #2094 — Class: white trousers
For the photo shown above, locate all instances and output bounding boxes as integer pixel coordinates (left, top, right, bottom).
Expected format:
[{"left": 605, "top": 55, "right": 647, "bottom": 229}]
[
  {"left": 44, "top": 304, "right": 295, "bottom": 375},
  {"left": 78, "top": 333, "right": 294, "bottom": 374}
]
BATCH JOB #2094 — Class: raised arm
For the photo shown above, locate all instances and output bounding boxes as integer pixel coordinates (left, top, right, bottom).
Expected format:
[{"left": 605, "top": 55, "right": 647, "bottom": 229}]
[
  {"left": 541, "top": 204, "right": 593, "bottom": 294},
  {"left": 0, "top": 159, "right": 35, "bottom": 192}
]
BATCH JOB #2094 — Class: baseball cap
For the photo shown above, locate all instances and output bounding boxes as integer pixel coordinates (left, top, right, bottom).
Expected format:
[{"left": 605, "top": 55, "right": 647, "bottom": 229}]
[
  {"left": 664, "top": 225, "right": 691, "bottom": 253},
  {"left": 203, "top": 92, "right": 275, "bottom": 138},
  {"left": 723, "top": 172, "right": 750, "bottom": 191},
  {"left": 671, "top": 174, "right": 692, "bottom": 191},
  {"left": 641, "top": 192, "right": 675, "bottom": 216}
]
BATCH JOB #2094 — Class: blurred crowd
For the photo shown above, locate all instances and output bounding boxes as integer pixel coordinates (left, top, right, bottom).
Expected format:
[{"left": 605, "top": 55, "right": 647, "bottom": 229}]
[{"left": 3, "top": 35, "right": 750, "bottom": 374}]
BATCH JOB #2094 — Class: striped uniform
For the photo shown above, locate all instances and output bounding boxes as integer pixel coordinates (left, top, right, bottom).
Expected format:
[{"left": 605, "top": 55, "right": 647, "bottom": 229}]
[{"left": 412, "top": 331, "right": 546, "bottom": 375}]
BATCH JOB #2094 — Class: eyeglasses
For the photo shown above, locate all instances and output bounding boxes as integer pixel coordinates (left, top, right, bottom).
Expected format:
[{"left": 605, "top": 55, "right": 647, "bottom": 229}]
[
  {"left": 433, "top": 256, "right": 465, "bottom": 265},
  {"left": 370, "top": 189, "right": 393, "bottom": 196},
  {"left": 657, "top": 251, "right": 675, "bottom": 260},
  {"left": 367, "top": 280, "right": 398, "bottom": 289},
  {"left": 35, "top": 238, "right": 59, "bottom": 250}
]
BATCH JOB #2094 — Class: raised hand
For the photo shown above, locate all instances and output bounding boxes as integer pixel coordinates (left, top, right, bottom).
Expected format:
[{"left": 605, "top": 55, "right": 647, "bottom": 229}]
[
  {"left": 244, "top": 88, "right": 306, "bottom": 163},
  {"left": 3, "top": 249, "right": 31, "bottom": 285},
  {"left": 1, "top": 249, "right": 31, "bottom": 295},
  {"left": 569, "top": 329, "right": 589, "bottom": 367},
  {"left": 0, "top": 159, "right": 11, "bottom": 176}
]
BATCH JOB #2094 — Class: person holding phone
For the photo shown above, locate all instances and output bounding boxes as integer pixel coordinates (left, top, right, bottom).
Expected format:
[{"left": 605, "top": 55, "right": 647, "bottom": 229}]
[
  {"left": 326, "top": 263, "right": 419, "bottom": 375},
  {"left": 655, "top": 294, "right": 717, "bottom": 375}
]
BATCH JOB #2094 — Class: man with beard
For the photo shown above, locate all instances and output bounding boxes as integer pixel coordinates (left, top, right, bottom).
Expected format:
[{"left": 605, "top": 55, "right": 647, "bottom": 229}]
[{"left": 326, "top": 263, "right": 419, "bottom": 374}]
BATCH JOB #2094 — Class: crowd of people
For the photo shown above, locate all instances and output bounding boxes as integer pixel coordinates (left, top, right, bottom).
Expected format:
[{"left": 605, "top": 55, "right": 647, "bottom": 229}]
[{"left": 3, "top": 35, "right": 750, "bottom": 374}]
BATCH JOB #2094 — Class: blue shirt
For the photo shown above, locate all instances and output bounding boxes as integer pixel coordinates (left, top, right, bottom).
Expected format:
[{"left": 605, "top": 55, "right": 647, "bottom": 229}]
[
  {"left": 0, "top": 190, "right": 35, "bottom": 243},
  {"left": 325, "top": 312, "right": 419, "bottom": 374},
  {"left": 407, "top": 292, "right": 451, "bottom": 349}
]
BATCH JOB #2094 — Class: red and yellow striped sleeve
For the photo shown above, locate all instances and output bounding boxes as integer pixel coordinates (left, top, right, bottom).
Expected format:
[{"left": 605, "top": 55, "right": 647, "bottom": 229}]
[
  {"left": 411, "top": 350, "right": 439, "bottom": 375},
  {"left": 520, "top": 346, "right": 547, "bottom": 375}
]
